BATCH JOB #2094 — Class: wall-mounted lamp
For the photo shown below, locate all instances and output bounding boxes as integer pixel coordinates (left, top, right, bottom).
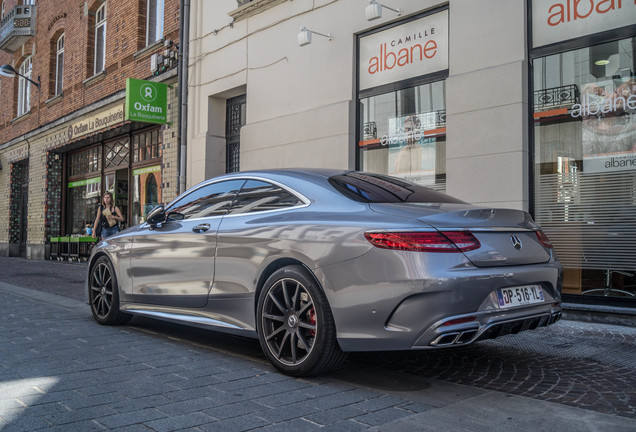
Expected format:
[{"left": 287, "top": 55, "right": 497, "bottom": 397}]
[
  {"left": 365, "top": 0, "right": 402, "bottom": 21},
  {"left": 0, "top": 64, "right": 40, "bottom": 88},
  {"left": 298, "top": 26, "right": 332, "bottom": 47}
]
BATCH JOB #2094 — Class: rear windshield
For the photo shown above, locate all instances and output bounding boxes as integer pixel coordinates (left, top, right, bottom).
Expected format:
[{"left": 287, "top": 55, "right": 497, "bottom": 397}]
[{"left": 329, "top": 173, "right": 466, "bottom": 204}]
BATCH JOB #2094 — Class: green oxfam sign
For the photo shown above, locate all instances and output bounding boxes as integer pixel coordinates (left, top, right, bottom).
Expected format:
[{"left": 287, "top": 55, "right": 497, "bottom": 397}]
[{"left": 125, "top": 78, "right": 168, "bottom": 124}]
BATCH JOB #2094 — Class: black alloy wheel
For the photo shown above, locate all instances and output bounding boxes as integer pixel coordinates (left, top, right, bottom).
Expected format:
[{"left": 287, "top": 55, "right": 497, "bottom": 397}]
[
  {"left": 89, "top": 256, "right": 131, "bottom": 325},
  {"left": 257, "top": 265, "right": 347, "bottom": 376}
]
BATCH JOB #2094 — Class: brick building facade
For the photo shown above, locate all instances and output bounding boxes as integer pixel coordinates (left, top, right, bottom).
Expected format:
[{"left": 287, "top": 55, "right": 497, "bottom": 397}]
[{"left": 0, "top": 0, "right": 182, "bottom": 259}]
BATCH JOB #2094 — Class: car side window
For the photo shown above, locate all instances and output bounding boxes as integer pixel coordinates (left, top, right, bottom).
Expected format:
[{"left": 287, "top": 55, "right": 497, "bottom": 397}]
[
  {"left": 166, "top": 179, "right": 245, "bottom": 220},
  {"left": 229, "top": 180, "right": 302, "bottom": 215}
]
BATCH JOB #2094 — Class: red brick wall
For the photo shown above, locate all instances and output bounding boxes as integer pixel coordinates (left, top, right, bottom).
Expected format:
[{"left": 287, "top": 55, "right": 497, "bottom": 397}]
[{"left": 0, "top": 0, "right": 180, "bottom": 140}]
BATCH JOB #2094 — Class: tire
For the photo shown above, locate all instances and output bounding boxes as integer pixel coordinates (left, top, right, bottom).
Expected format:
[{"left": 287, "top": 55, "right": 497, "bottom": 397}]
[
  {"left": 89, "top": 256, "right": 132, "bottom": 325},
  {"left": 256, "top": 265, "right": 347, "bottom": 376}
]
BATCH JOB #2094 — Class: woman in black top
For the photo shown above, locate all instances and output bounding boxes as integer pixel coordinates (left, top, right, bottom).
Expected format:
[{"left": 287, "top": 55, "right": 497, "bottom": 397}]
[{"left": 92, "top": 192, "right": 124, "bottom": 240}]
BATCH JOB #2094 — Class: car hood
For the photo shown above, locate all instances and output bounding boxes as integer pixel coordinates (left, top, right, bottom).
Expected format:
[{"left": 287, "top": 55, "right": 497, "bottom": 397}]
[{"left": 369, "top": 203, "right": 551, "bottom": 267}]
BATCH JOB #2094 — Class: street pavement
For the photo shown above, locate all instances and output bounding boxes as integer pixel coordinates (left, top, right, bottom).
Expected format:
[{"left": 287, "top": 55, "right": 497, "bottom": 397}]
[{"left": 1, "top": 256, "right": 635, "bottom": 431}]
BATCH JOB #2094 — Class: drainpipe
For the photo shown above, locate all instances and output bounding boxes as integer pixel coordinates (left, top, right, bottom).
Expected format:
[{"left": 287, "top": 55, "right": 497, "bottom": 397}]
[{"left": 177, "top": 0, "right": 190, "bottom": 195}]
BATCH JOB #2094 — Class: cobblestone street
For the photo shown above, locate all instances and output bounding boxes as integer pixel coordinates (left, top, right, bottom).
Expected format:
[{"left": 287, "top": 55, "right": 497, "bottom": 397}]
[
  {"left": 349, "top": 321, "right": 636, "bottom": 419},
  {"left": 1, "top": 257, "right": 635, "bottom": 431}
]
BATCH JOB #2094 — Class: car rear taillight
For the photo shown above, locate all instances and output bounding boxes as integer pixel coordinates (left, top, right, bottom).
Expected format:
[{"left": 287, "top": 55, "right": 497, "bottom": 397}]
[
  {"left": 364, "top": 231, "right": 480, "bottom": 253},
  {"left": 535, "top": 230, "right": 553, "bottom": 249}
]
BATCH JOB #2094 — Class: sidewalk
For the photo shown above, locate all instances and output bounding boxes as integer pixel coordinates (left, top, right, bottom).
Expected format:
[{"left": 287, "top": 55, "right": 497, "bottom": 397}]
[{"left": 1, "top": 277, "right": 635, "bottom": 430}]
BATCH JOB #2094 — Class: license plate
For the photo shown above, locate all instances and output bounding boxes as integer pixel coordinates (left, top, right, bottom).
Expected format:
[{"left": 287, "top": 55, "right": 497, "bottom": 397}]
[{"left": 496, "top": 285, "right": 544, "bottom": 309}]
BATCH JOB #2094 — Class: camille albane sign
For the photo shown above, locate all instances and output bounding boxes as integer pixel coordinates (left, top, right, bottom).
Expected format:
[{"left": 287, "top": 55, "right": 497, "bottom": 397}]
[
  {"left": 125, "top": 78, "right": 168, "bottom": 124},
  {"left": 532, "top": 0, "right": 636, "bottom": 48},
  {"left": 358, "top": 10, "right": 449, "bottom": 91}
]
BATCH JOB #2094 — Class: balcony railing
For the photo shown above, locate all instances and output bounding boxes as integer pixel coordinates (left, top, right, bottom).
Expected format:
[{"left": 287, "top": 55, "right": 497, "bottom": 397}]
[
  {"left": 534, "top": 84, "right": 580, "bottom": 110},
  {"left": 0, "top": 5, "right": 37, "bottom": 53}
]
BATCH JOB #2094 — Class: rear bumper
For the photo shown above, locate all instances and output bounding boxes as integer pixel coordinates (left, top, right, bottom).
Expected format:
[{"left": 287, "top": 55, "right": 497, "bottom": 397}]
[
  {"left": 420, "top": 304, "right": 562, "bottom": 348},
  {"left": 319, "top": 247, "right": 563, "bottom": 352}
]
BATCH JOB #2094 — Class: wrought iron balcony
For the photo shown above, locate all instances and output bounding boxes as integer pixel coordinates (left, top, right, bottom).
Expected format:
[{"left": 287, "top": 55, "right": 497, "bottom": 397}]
[
  {"left": 534, "top": 84, "right": 580, "bottom": 110},
  {"left": 0, "top": 5, "right": 37, "bottom": 53}
]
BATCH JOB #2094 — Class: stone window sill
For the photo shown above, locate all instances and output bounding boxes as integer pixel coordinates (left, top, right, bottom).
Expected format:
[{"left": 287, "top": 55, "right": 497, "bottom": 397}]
[
  {"left": 45, "top": 93, "right": 63, "bottom": 106},
  {"left": 229, "top": 0, "right": 287, "bottom": 22},
  {"left": 83, "top": 71, "right": 106, "bottom": 87},
  {"left": 134, "top": 39, "right": 165, "bottom": 59},
  {"left": 11, "top": 112, "right": 31, "bottom": 125}
]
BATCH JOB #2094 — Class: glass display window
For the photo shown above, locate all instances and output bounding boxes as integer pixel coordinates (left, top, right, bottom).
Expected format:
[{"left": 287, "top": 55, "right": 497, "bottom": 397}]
[
  {"left": 133, "top": 128, "right": 162, "bottom": 163},
  {"left": 67, "top": 177, "right": 101, "bottom": 235},
  {"left": 533, "top": 37, "right": 636, "bottom": 299},
  {"left": 68, "top": 146, "right": 101, "bottom": 177},
  {"left": 132, "top": 165, "right": 162, "bottom": 225},
  {"left": 359, "top": 81, "right": 447, "bottom": 191}
]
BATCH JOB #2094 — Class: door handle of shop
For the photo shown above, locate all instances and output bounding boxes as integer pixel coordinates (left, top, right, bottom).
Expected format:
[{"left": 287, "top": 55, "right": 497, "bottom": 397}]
[{"left": 192, "top": 224, "right": 211, "bottom": 233}]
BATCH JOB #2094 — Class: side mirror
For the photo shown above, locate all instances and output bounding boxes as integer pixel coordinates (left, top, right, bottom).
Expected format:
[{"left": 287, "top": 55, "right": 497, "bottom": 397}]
[{"left": 146, "top": 204, "right": 167, "bottom": 226}]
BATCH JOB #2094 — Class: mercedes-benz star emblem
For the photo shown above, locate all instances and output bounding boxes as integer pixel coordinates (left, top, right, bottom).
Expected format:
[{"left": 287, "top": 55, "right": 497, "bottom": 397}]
[{"left": 510, "top": 235, "right": 523, "bottom": 250}]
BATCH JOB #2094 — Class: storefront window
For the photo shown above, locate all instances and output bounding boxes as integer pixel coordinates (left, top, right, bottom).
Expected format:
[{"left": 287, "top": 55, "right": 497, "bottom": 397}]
[
  {"left": 67, "top": 177, "right": 101, "bottom": 235},
  {"left": 359, "top": 81, "right": 447, "bottom": 191},
  {"left": 133, "top": 129, "right": 162, "bottom": 162},
  {"left": 132, "top": 165, "right": 162, "bottom": 225},
  {"left": 68, "top": 146, "right": 101, "bottom": 177},
  {"left": 533, "top": 37, "right": 636, "bottom": 298}
]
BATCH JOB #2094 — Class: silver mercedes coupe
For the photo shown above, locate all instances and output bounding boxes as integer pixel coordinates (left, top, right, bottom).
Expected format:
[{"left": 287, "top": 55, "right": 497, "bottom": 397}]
[{"left": 86, "top": 169, "right": 562, "bottom": 376}]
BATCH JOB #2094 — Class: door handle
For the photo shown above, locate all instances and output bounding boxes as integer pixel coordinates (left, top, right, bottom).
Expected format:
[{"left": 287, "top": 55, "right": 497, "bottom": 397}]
[{"left": 192, "top": 224, "right": 211, "bottom": 233}]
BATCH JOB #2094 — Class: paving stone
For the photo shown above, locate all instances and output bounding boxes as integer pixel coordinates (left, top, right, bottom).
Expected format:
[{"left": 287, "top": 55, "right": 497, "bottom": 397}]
[
  {"left": 312, "top": 420, "right": 370, "bottom": 432},
  {"left": 43, "top": 405, "right": 117, "bottom": 426},
  {"left": 198, "top": 414, "right": 270, "bottom": 431},
  {"left": 354, "top": 407, "right": 414, "bottom": 426},
  {"left": 94, "top": 408, "right": 167, "bottom": 429},
  {"left": 305, "top": 390, "right": 369, "bottom": 410},
  {"left": 154, "top": 397, "right": 218, "bottom": 415},
  {"left": 34, "top": 419, "right": 106, "bottom": 432},
  {"left": 304, "top": 405, "right": 366, "bottom": 425},
  {"left": 250, "top": 418, "right": 321, "bottom": 432},
  {"left": 254, "top": 390, "right": 314, "bottom": 408},
  {"left": 0, "top": 414, "right": 52, "bottom": 432},
  {"left": 106, "top": 395, "right": 172, "bottom": 413},
  {"left": 144, "top": 412, "right": 214, "bottom": 432},
  {"left": 350, "top": 395, "right": 406, "bottom": 412},
  {"left": 255, "top": 401, "right": 320, "bottom": 423},
  {"left": 204, "top": 400, "right": 266, "bottom": 420}
]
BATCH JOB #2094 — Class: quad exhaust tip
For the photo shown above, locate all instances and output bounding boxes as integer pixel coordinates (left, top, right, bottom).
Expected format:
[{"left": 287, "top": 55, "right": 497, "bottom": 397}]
[
  {"left": 431, "top": 329, "right": 479, "bottom": 346},
  {"left": 430, "top": 312, "right": 561, "bottom": 347}
]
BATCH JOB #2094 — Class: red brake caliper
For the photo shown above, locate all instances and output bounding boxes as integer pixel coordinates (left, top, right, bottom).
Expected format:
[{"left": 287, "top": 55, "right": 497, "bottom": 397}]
[{"left": 308, "top": 308, "right": 316, "bottom": 337}]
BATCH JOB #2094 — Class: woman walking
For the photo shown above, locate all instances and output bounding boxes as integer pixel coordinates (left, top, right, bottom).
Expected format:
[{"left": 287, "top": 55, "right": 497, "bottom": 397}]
[{"left": 92, "top": 192, "right": 124, "bottom": 240}]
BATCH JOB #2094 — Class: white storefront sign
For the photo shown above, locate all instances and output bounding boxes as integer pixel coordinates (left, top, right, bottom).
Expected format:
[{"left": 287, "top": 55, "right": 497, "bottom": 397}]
[
  {"left": 583, "top": 153, "right": 636, "bottom": 173},
  {"left": 532, "top": 0, "right": 636, "bottom": 48},
  {"left": 359, "top": 10, "right": 448, "bottom": 91}
]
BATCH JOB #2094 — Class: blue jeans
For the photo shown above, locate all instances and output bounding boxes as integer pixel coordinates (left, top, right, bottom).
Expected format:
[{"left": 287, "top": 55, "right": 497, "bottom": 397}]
[{"left": 101, "top": 225, "right": 120, "bottom": 238}]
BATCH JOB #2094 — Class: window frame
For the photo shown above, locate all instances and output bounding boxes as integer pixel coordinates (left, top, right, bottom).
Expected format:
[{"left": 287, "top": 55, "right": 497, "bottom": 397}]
[
  {"left": 228, "top": 179, "right": 305, "bottom": 215},
  {"left": 146, "top": 0, "right": 164, "bottom": 46},
  {"left": 55, "top": 33, "right": 65, "bottom": 96},
  {"left": 17, "top": 57, "right": 32, "bottom": 117},
  {"left": 94, "top": 3, "right": 107, "bottom": 75},
  {"left": 166, "top": 179, "right": 246, "bottom": 220}
]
